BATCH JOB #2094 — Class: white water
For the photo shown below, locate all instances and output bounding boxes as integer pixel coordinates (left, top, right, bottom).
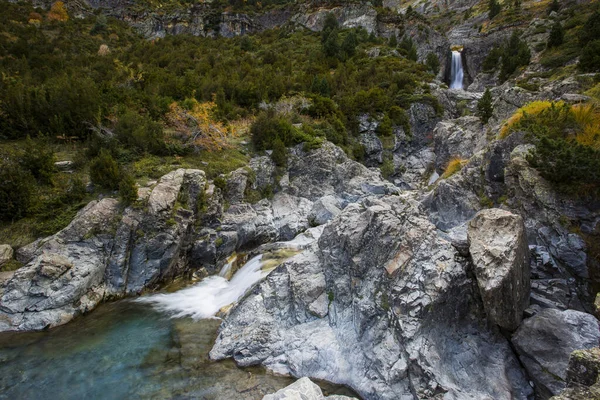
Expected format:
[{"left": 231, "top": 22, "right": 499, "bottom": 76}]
[
  {"left": 138, "top": 255, "right": 267, "bottom": 320},
  {"left": 450, "top": 50, "right": 464, "bottom": 90}
]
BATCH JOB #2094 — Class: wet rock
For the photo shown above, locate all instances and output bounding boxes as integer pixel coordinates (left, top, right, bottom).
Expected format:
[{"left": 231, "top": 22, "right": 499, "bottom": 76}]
[
  {"left": 468, "top": 208, "right": 530, "bottom": 330},
  {"left": 512, "top": 308, "right": 600, "bottom": 398}
]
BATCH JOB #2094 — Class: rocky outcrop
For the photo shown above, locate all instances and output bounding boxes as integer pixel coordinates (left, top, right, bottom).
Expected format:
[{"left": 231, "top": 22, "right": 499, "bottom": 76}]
[
  {"left": 263, "top": 377, "right": 356, "bottom": 400},
  {"left": 512, "top": 308, "right": 600, "bottom": 398},
  {"left": 433, "top": 116, "right": 487, "bottom": 173},
  {"left": 468, "top": 208, "right": 530, "bottom": 331},
  {"left": 0, "top": 142, "right": 399, "bottom": 332},
  {"left": 210, "top": 194, "right": 532, "bottom": 400}
]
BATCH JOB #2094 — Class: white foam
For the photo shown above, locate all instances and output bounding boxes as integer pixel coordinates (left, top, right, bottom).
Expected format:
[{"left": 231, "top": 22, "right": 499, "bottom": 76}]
[{"left": 138, "top": 255, "right": 266, "bottom": 319}]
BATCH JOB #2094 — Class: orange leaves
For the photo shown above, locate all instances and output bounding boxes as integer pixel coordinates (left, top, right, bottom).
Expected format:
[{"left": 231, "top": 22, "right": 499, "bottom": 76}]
[
  {"left": 48, "top": 1, "right": 69, "bottom": 22},
  {"left": 165, "top": 99, "right": 233, "bottom": 151}
]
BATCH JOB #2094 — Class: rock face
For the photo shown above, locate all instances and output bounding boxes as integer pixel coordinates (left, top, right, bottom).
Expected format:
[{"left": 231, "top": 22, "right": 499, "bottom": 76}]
[
  {"left": 468, "top": 208, "right": 530, "bottom": 330},
  {"left": 263, "top": 377, "right": 355, "bottom": 400},
  {"left": 0, "top": 143, "right": 398, "bottom": 332},
  {"left": 512, "top": 309, "right": 600, "bottom": 398},
  {"left": 211, "top": 195, "right": 532, "bottom": 400}
]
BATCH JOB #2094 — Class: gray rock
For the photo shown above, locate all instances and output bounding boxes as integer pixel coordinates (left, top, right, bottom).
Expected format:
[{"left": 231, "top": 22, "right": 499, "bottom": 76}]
[
  {"left": 0, "top": 245, "right": 13, "bottom": 266},
  {"left": 211, "top": 195, "right": 532, "bottom": 400},
  {"left": 148, "top": 169, "right": 186, "bottom": 215},
  {"left": 512, "top": 309, "right": 600, "bottom": 398},
  {"left": 433, "top": 116, "right": 487, "bottom": 173},
  {"left": 468, "top": 208, "right": 530, "bottom": 330},
  {"left": 262, "top": 377, "right": 356, "bottom": 400},
  {"left": 308, "top": 196, "right": 342, "bottom": 226}
]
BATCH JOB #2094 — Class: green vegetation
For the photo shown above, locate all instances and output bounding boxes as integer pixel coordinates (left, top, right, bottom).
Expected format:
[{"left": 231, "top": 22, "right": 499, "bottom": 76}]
[
  {"left": 0, "top": 1, "right": 435, "bottom": 245},
  {"left": 488, "top": 0, "right": 502, "bottom": 19},
  {"left": 547, "top": 21, "right": 564, "bottom": 48},
  {"left": 501, "top": 101, "right": 600, "bottom": 193},
  {"left": 477, "top": 88, "right": 494, "bottom": 124},
  {"left": 483, "top": 31, "right": 530, "bottom": 82}
]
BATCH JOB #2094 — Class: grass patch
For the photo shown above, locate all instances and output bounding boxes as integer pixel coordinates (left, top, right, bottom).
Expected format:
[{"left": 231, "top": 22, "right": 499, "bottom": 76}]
[{"left": 441, "top": 157, "right": 468, "bottom": 179}]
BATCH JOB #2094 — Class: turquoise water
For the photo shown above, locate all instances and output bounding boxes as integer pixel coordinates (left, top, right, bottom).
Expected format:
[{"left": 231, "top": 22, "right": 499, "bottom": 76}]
[{"left": 0, "top": 300, "right": 356, "bottom": 399}]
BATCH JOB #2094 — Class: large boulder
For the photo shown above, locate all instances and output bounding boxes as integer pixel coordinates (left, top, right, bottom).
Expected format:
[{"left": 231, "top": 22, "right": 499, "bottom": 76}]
[
  {"left": 467, "top": 208, "right": 530, "bottom": 330},
  {"left": 512, "top": 308, "right": 600, "bottom": 398},
  {"left": 211, "top": 195, "right": 532, "bottom": 400}
]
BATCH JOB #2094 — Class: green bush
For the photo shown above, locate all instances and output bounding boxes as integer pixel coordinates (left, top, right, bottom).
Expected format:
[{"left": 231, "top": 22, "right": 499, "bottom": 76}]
[
  {"left": 0, "top": 158, "right": 34, "bottom": 221},
  {"left": 579, "top": 11, "right": 600, "bottom": 47},
  {"left": 488, "top": 0, "right": 502, "bottom": 19},
  {"left": 579, "top": 40, "right": 600, "bottom": 72},
  {"left": 119, "top": 173, "right": 138, "bottom": 205},
  {"left": 270, "top": 137, "right": 287, "bottom": 167},
  {"left": 20, "top": 136, "right": 56, "bottom": 184},
  {"left": 115, "top": 111, "right": 166, "bottom": 155},
  {"left": 89, "top": 149, "right": 122, "bottom": 190},
  {"left": 547, "top": 22, "right": 564, "bottom": 48},
  {"left": 527, "top": 136, "right": 600, "bottom": 186}
]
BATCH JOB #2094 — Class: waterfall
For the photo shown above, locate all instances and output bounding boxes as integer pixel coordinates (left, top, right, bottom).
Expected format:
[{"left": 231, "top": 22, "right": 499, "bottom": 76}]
[
  {"left": 138, "top": 255, "right": 267, "bottom": 319},
  {"left": 450, "top": 50, "right": 464, "bottom": 90}
]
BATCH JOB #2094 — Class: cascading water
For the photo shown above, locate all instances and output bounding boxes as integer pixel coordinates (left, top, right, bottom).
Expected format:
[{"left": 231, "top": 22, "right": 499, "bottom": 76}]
[
  {"left": 450, "top": 50, "right": 464, "bottom": 90},
  {"left": 138, "top": 255, "right": 268, "bottom": 319}
]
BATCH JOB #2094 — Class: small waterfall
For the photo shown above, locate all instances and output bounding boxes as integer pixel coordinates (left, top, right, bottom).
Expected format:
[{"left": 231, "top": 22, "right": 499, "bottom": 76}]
[
  {"left": 138, "top": 255, "right": 266, "bottom": 319},
  {"left": 450, "top": 50, "right": 464, "bottom": 90}
]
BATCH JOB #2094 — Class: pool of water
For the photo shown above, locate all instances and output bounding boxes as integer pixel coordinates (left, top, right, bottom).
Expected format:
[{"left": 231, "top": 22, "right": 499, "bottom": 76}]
[{"left": 0, "top": 252, "right": 358, "bottom": 399}]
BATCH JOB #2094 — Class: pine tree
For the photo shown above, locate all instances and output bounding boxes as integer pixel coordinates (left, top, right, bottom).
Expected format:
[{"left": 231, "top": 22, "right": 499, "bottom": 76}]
[
  {"left": 547, "top": 21, "right": 564, "bottom": 48},
  {"left": 119, "top": 174, "right": 138, "bottom": 205},
  {"left": 323, "top": 30, "right": 340, "bottom": 58},
  {"left": 548, "top": 0, "right": 560, "bottom": 14},
  {"left": 425, "top": 53, "right": 440, "bottom": 75},
  {"left": 477, "top": 88, "right": 494, "bottom": 124},
  {"left": 388, "top": 33, "right": 398, "bottom": 48},
  {"left": 341, "top": 31, "right": 357, "bottom": 59}
]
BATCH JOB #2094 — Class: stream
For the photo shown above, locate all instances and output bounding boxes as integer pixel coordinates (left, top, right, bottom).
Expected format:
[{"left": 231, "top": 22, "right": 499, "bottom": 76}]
[{"left": 0, "top": 244, "right": 356, "bottom": 399}]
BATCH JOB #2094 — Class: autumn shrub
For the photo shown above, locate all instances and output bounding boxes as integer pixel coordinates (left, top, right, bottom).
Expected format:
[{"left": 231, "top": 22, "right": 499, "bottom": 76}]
[{"left": 441, "top": 157, "right": 468, "bottom": 179}]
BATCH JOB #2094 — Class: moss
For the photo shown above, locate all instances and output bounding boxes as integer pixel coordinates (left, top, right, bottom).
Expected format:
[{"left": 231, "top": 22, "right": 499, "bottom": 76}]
[
  {"left": 1, "top": 259, "right": 23, "bottom": 272},
  {"left": 215, "top": 237, "right": 224, "bottom": 248}
]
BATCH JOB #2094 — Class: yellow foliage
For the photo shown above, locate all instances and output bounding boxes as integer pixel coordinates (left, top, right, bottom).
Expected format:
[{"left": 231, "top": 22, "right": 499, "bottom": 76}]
[
  {"left": 48, "top": 1, "right": 69, "bottom": 22},
  {"left": 572, "top": 104, "right": 600, "bottom": 149},
  {"left": 441, "top": 157, "right": 468, "bottom": 179},
  {"left": 499, "top": 101, "right": 558, "bottom": 139},
  {"left": 166, "top": 99, "right": 233, "bottom": 151}
]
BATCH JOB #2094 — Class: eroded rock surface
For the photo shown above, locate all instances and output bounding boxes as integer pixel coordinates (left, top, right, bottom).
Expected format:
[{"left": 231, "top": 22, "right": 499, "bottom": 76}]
[{"left": 211, "top": 195, "right": 532, "bottom": 400}]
